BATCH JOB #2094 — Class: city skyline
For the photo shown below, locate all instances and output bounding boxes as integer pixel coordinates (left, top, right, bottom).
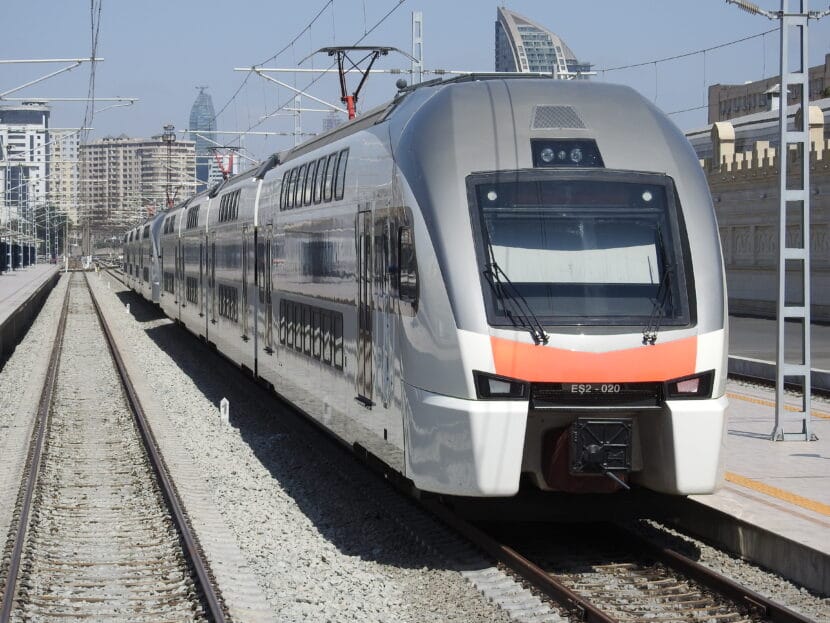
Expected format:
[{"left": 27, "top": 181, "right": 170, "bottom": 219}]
[{"left": 4, "top": 1, "right": 829, "bottom": 164}]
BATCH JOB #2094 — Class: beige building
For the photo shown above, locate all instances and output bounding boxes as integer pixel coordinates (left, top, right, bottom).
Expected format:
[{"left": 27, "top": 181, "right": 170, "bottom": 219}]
[
  {"left": 79, "top": 135, "right": 195, "bottom": 236},
  {"left": 48, "top": 130, "right": 80, "bottom": 226},
  {"left": 708, "top": 53, "right": 830, "bottom": 123},
  {"left": 695, "top": 106, "right": 829, "bottom": 322}
]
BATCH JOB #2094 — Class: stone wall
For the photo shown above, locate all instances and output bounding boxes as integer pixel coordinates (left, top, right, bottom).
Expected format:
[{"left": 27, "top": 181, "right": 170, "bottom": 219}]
[{"left": 701, "top": 107, "right": 829, "bottom": 322}]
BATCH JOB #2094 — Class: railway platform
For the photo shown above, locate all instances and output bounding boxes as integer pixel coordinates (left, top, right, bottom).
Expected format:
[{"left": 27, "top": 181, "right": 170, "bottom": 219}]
[
  {"left": 679, "top": 380, "right": 830, "bottom": 596},
  {"left": 0, "top": 263, "right": 60, "bottom": 367}
]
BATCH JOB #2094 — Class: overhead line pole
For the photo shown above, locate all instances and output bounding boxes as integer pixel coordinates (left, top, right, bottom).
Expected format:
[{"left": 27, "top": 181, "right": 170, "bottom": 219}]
[
  {"left": 239, "top": 69, "right": 347, "bottom": 113},
  {"left": 0, "top": 60, "right": 103, "bottom": 99},
  {"left": 725, "top": 0, "right": 828, "bottom": 441}
]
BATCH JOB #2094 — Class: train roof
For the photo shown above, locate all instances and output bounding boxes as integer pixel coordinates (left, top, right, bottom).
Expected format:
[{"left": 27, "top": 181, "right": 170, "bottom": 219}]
[{"left": 272, "top": 74, "right": 558, "bottom": 165}]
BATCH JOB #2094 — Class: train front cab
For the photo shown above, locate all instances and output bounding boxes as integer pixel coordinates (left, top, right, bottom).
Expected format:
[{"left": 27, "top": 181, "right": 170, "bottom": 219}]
[
  {"left": 401, "top": 168, "right": 729, "bottom": 498},
  {"left": 135, "top": 215, "right": 163, "bottom": 303}
]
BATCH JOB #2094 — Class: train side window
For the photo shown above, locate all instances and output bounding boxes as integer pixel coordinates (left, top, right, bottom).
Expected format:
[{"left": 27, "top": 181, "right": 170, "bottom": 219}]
[
  {"left": 294, "top": 164, "right": 307, "bottom": 209},
  {"left": 321, "top": 312, "right": 332, "bottom": 364},
  {"left": 398, "top": 226, "right": 418, "bottom": 306},
  {"left": 304, "top": 160, "right": 316, "bottom": 206},
  {"left": 288, "top": 302, "right": 296, "bottom": 349},
  {"left": 279, "top": 299, "right": 286, "bottom": 344},
  {"left": 333, "top": 313, "right": 343, "bottom": 369},
  {"left": 313, "top": 156, "right": 327, "bottom": 204},
  {"left": 286, "top": 168, "right": 297, "bottom": 209},
  {"left": 334, "top": 149, "right": 348, "bottom": 200},
  {"left": 293, "top": 303, "right": 302, "bottom": 351},
  {"left": 312, "top": 309, "right": 321, "bottom": 359},
  {"left": 280, "top": 170, "right": 289, "bottom": 210},
  {"left": 303, "top": 305, "right": 312, "bottom": 354},
  {"left": 324, "top": 153, "right": 337, "bottom": 202}
]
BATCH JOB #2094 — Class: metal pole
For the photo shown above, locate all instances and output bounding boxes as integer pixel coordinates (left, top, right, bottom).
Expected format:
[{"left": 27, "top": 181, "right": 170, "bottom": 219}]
[
  {"left": 16, "top": 166, "right": 22, "bottom": 269},
  {"left": 5, "top": 158, "right": 10, "bottom": 271},
  {"left": 411, "top": 11, "right": 424, "bottom": 84},
  {"left": 294, "top": 95, "right": 301, "bottom": 147},
  {"left": 162, "top": 124, "right": 176, "bottom": 209},
  {"left": 772, "top": 0, "right": 815, "bottom": 441}
]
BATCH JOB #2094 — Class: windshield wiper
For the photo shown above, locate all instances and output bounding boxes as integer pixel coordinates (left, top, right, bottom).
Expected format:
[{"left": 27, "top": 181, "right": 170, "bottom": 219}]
[
  {"left": 484, "top": 261, "right": 549, "bottom": 345},
  {"left": 643, "top": 224, "right": 674, "bottom": 345}
]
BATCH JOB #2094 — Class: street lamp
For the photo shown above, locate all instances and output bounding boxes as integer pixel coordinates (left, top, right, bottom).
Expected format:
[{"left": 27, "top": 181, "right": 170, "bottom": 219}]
[{"left": 162, "top": 124, "right": 176, "bottom": 210}]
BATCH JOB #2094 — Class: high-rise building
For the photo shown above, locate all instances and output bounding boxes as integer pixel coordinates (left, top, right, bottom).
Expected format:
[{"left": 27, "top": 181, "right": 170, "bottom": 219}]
[
  {"left": 0, "top": 102, "right": 50, "bottom": 226},
  {"left": 49, "top": 129, "right": 80, "bottom": 226},
  {"left": 79, "top": 135, "right": 195, "bottom": 236},
  {"left": 189, "top": 87, "right": 217, "bottom": 192},
  {"left": 495, "top": 7, "right": 590, "bottom": 78}
]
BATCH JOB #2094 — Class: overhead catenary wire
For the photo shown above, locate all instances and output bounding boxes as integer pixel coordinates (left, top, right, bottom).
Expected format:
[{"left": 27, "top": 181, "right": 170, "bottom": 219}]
[
  {"left": 81, "top": 0, "right": 103, "bottom": 144},
  {"left": 232, "top": 0, "right": 408, "bottom": 152},
  {"left": 596, "top": 27, "right": 778, "bottom": 74},
  {"left": 212, "top": 0, "right": 335, "bottom": 124}
]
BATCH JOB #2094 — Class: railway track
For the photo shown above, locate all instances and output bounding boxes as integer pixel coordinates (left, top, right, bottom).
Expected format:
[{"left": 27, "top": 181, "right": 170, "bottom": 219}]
[
  {"left": 0, "top": 273, "right": 226, "bottom": 622},
  {"left": 424, "top": 501, "right": 817, "bottom": 623},
  {"left": 101, "top": 267, "right": 822, "bottom": 623}
]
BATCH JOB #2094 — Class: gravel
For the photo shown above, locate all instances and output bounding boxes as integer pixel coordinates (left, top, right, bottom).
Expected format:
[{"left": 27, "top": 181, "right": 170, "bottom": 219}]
[
  {"left": 628, "top": 518, "right": 830, "bottom": 621},
  {"left": 17, "top": 272, "right": 823, "bottom": 622},
  {"left": 0, "top": 275, "right": 69, "bottom": 555},
  {"left": 91, "top": 272, "right": 524, "bottom": 623},
  {"left": 14, "top": 274, "right": 203, "bottom": 622}
]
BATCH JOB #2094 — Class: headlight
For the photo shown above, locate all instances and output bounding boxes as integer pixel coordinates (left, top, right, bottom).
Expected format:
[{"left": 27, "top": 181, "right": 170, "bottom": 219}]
[
  {"left": 664, "top": 370, "right": 714, "bottom": 399},
  {"left": 474, "top": 371, "right": 528, "bottom": 400},
  {"left": 531, "top": 139, "right": 604, "bottom": 168}
]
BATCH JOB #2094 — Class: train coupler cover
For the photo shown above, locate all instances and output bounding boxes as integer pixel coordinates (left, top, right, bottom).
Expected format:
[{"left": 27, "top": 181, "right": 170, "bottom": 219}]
[{"left": 569, "top": 418, "right": 632, "bottom": 475}]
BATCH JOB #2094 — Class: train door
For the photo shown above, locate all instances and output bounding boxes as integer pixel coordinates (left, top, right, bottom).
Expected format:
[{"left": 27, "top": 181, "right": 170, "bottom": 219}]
[
  {"left": 375, "top": 211, "right": 394, "bottom": 409},
  {"left": 242, "top": 225, "right": 250, "bottom": 341},
  {"left": 356, "top": 208, "right": 373, "bottom": 405},
  {"left": 258, "top": 224, "right": 274, "bottom": 355},
  {"left": 199, "top": 239, "right": 205, "bottom": 319},
  {"left": 210, "top": 231, "right": 217, "bottom": 327},
  {"left": 139, "top": 238, "right": 144, "bottom": 285},
  {"left": 174, "top": 241, "right": 181, "bottom": 318}
]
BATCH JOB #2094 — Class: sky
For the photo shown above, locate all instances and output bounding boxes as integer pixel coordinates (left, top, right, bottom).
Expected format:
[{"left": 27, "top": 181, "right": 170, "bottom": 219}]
[{"left": 4, "top": 0, "right": 830, "bottom": 164}]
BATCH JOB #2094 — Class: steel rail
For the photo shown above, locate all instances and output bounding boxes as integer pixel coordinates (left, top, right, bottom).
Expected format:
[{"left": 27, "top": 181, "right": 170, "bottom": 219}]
[
  {"left": 422, "top": 500, "right": 618, "bottom": 623},
  {"left": 83, "top": 273, "right": 227, "bottom": 623},
  {"left": 103, "top": 265, "right": 816, "bottom": 623},
  {"left": 612, "top": 524, "right": 815, "bottom": 623},
  {"left": 0, "top": 279, "right": 70, "bottom": 623}
]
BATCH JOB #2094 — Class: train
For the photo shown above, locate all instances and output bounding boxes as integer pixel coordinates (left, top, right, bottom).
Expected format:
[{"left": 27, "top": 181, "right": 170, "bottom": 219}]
[{"left": 123, "top": 74, "right": 728, "bottom": 497}]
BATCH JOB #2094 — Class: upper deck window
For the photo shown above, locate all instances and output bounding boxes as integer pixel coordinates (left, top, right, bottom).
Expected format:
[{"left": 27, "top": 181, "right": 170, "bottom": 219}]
[
  {"left": 218, "top": 190, "right": 240, "bottom": 222},
  {"left": 323, "top": 153, "right": 337, "bottom": 202},
  {"left": 186, "top": 205, "right": 200, "bottom": 229},
  {"left": 334, "top": 149, "right": 348, "bottom": 201},
  {"left": 294, "top": 164, "right": 308, "bottom": 208},
  {"left": 304, "top": 160, "right": 317, "bottom": 206},
  {"left": 313, "top": 156, "right": 327, "bottom": 204}
]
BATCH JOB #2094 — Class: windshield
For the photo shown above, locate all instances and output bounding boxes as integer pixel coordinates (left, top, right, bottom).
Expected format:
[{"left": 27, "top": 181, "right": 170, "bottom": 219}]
[{"left": 471, "top": 172, "right": 691, "bottom": 327}]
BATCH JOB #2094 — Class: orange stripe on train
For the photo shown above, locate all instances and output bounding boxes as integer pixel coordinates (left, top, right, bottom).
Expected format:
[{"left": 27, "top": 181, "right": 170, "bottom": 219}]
[{"left": 490, "top": 335, "right": 698, "bottom": 383}]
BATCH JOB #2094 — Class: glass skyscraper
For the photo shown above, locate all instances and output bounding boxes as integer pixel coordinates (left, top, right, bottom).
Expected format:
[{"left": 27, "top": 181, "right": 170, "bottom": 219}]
[
  {"left": 188, "top": 87, "right": 216, "bottom": 191},
  {"left": 495, "top": 7, "right": 590, "bottom": 78}
]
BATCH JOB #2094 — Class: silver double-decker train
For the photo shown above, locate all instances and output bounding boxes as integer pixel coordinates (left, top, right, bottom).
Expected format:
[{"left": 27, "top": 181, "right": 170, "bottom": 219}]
[{"left": 123, "top": 75, "right": 728, "bottom": 497}]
